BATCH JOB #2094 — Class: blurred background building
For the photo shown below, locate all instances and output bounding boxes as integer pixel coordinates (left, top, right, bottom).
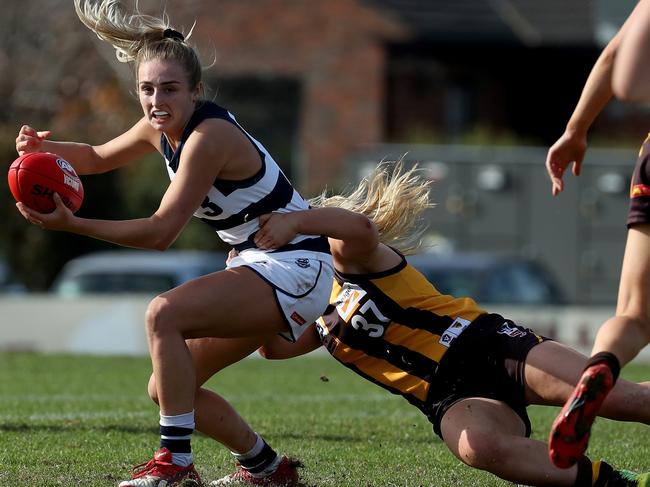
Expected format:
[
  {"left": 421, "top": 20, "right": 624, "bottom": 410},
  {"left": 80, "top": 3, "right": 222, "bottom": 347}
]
[{"left": 0, "top": 0, "right": 646, "bottom": 306}]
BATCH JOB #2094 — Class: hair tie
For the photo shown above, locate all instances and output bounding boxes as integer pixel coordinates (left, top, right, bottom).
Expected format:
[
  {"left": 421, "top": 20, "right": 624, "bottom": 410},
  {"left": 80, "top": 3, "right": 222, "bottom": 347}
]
[{"left": 163, "top": 28, "right": 184, "bottom": 41}]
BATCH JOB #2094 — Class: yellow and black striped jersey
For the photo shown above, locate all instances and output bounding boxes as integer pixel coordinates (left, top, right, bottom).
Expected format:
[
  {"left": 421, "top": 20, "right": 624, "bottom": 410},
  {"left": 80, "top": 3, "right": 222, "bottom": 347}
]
[{"left": 316, "top": 253, "right": 486, "bottom": 410}]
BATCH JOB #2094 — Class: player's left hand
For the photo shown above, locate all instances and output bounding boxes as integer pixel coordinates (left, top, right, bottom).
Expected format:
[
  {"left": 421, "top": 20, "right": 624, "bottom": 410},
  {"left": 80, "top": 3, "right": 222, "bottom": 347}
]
[
  {"left": 254, "top": 212, "right": 298, "bottom": 250},
  {"left": 16, "top": 193, "right": 74, "bottom": 231},
  {"left": 545, "top": 130, "right": 586, "bottom": 196}
]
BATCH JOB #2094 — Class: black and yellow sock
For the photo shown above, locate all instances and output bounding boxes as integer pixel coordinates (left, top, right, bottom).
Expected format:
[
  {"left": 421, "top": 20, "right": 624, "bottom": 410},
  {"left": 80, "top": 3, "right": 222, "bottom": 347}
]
[
  {"left": 573, "top": 458, "right": 615, "bottom": 487},
  {"left": 574, "top": 456, "right": 593, "bottom": 487},
  {"left": 591, "top": 460, "right": 615, "bottom": 487}
]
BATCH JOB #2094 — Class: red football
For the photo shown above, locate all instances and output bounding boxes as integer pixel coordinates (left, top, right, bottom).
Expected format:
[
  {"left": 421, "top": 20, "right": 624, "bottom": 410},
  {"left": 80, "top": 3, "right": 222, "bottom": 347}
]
[{"left": 7, "top": 152, "right": 84, "bottom": 213}]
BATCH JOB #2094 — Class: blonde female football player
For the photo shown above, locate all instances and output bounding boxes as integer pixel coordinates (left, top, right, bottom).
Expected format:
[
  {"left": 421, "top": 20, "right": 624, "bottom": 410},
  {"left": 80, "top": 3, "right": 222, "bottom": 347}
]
[
  {"left": 252, "top": 162, "right": 650, "bottom": 487},
  {"left": 14, "top": 0, "right": 333, "bottom": 485}
]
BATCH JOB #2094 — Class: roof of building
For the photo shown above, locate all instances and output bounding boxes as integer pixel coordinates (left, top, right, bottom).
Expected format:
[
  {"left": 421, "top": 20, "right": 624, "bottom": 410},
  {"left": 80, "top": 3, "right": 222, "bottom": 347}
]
[{"left": 363, "top": 0, "right": 595, "bottom": 46}]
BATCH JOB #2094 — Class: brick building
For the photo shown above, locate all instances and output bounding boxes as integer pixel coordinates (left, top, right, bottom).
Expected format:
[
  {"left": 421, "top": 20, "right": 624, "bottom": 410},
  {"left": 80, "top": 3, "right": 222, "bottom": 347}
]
[{"left": 4, "top": 0, "right": 643, "bottom": 193}]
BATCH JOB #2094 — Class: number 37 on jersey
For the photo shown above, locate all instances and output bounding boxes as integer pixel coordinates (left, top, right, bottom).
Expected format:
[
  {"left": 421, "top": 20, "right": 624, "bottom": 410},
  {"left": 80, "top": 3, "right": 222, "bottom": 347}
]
[{"left": 333, "top": 283, "right": 390, "bottom": 338}]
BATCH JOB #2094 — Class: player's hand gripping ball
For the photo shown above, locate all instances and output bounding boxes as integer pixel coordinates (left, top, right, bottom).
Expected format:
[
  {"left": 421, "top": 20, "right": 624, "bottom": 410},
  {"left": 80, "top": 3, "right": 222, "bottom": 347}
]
[{"left": 8, "top": 152, "right": 84, "bottom": 213}]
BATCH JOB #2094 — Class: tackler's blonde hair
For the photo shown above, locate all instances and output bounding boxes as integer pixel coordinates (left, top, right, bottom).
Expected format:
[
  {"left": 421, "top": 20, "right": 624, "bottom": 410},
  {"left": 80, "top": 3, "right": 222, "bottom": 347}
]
[{"left": 311, "top": 159, "right": 434, "bottom": 254}]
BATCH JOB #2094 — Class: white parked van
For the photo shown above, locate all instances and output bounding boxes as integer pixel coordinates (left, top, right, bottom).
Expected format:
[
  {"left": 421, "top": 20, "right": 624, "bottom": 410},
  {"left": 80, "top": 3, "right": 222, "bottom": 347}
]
[{"left": 51, "top": 250, "right": 228, "bottom": 297}]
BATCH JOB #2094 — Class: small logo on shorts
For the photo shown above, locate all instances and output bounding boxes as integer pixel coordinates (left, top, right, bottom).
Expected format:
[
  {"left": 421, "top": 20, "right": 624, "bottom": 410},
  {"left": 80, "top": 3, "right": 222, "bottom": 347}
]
[
  {"left": 497, "top": 322, "right": 527, "bottom": 338},
  {"left": 291, "top": 312, "right": 306, "bottom": 326},
  {"left": 296, "top": 258, "right": 310, "bottom": 268}
]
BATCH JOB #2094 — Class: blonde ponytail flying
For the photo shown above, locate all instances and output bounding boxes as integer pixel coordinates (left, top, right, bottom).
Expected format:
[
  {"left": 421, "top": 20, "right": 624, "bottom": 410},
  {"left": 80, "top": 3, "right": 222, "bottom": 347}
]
[
  {"left": 74, "top": 0, "right": 202, "bottom": 87},
  {"left": 311, "top": 159, "right": 434, "bottom": 255},
  {"left": 75, "top": 0, "right": 168, "bottom": 62}
]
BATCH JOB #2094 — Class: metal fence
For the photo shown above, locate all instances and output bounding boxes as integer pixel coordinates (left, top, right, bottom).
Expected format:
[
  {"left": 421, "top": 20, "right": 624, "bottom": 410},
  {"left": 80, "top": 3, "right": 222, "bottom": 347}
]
[{"left": 348, "top": 143, "right": 639, "bottom": 305}]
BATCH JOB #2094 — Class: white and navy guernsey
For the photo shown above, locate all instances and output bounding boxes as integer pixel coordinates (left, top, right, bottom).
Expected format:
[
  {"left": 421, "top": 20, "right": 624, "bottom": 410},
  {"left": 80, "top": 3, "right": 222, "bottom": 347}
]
[{"left": 161, "top": 101, "right": 329, "bottom": 255}]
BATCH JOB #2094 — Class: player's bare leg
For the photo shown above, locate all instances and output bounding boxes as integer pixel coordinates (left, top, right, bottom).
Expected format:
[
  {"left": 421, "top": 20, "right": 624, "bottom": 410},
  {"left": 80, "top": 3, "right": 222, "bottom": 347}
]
[
  {"left": 148, "top": 336, "right": 266, "bottom": 453},
  {"left": 120, "top": 268, "right": 291, "bottom": 487},
  {"left": 549, "top": 226, "right": 650, "bottom": 468},
  {"left": 592, "top": 226, "right": 650, "bottom": 364},
  {"left": 438, "top": 341, "right": 650, "bottom": 486},
  {"left": 442, "top": 395, "right": 648, "bottom": 486},
  {"left": 441, "top": 397, "right": 580, "bottom": 486},
  {"left": 146, "top": 334, "right": 304, "bottom": 486}
]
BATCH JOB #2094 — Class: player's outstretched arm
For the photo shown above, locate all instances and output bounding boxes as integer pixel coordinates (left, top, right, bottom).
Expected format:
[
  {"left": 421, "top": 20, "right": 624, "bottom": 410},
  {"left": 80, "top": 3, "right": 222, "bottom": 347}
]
[
  {"left": 545, "top": 24, "right": 626, "bottom": 195},
  {"left": 15, "top": 117, "right": 157, "bottom": 176},
  {"left": 15, "top": 122, "right": 225, "bottom": 251}
]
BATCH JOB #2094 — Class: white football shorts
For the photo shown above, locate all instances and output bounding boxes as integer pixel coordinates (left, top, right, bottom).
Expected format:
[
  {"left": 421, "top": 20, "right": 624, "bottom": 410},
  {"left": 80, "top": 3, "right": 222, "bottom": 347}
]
[{"left": 227, "top": 249, "right": 334, "bottom": 342}]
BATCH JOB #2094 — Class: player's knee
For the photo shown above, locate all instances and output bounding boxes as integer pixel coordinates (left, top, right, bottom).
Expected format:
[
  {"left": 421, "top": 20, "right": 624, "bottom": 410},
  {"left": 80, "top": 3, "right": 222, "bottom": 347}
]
[
  {"left": 617, "top": 295, "right": 650, "bottom": 325},
  {"left": 147, "top": 373, "right": 160, "bottom": 405},
  {"left": 616, "top": 307, "right": 650, "bottom": 342},
  {"left": 456, "top": 430, "right": 507, "bottom": 471},
  {"left": 145, "top": 295, "right": 175, "bottom": 337}
]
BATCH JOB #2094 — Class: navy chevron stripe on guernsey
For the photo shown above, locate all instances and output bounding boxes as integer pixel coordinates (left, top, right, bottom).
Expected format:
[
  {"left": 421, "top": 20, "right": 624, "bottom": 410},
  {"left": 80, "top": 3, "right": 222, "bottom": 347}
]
[
  {"left": 199, "top": 171, "right": 294, "bottom": 231},
  {"left": 213, "top": 162, "right": 266, "bottom": 196},
  {"left": 160, "top": 100, "right": 325, "bottom": 252},
  {"left": 159, "top": 425, "right": 192, "bottom": 453},
  {"left": 161, "top": 102, "right": 262, "bottom": 173}
]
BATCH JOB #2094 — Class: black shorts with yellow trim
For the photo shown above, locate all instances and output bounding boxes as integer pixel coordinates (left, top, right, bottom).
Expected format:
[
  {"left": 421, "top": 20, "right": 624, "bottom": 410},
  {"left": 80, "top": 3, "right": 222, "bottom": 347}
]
[
  {"left": 422, "top": 313, "right": 549, "bottom": 439},
  {"left": 628, "top": 134, "right": 650, "bottom": 228}
]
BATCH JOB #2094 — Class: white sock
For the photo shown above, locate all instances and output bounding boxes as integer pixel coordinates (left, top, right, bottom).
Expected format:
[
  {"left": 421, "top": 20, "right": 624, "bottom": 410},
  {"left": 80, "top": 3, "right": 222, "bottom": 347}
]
[
  {"left": 232, "top": 433, "right": 281, "bottom": 478},
  {"left": 160, "top": 410, "right": 195, "bottom": 467}
]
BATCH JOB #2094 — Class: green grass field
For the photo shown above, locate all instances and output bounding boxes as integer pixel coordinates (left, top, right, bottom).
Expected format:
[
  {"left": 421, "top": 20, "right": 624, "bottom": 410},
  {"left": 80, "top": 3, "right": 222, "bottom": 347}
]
[{"left": 1, "top": 352, "right": 649, "bottom": 487}]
